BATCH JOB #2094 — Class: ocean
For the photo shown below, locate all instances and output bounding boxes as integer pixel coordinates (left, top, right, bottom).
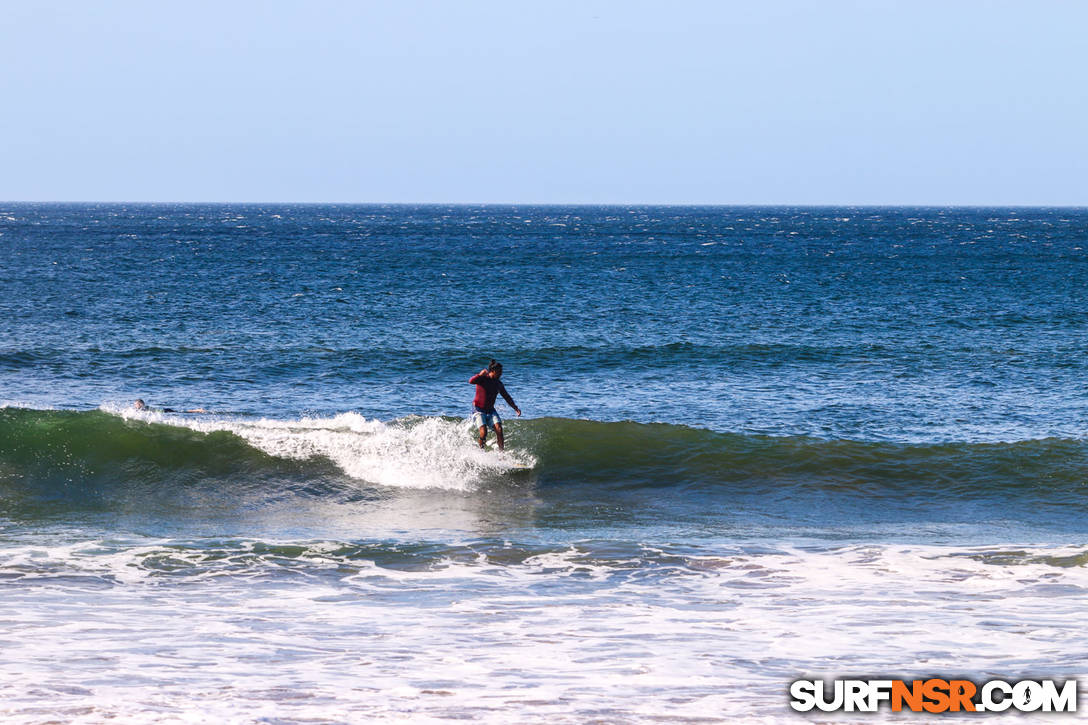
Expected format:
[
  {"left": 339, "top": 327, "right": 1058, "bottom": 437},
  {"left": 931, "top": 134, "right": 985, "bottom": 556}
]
[{"left": 2, "top": 203, "right": 1087, "bottom": 722}]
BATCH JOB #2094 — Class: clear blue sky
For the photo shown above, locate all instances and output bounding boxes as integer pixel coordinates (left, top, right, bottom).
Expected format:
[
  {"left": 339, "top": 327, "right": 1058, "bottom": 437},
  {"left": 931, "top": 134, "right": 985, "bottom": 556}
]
[{"left": 2, "top": 1, "right": 1085, "bottom": 204}]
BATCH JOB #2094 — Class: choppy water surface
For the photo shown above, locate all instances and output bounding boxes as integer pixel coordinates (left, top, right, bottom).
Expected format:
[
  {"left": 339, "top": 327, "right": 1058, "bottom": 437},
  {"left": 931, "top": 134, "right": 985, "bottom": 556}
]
[{"left": 2, "top": 205, "right": 1087, "bottom": 722}]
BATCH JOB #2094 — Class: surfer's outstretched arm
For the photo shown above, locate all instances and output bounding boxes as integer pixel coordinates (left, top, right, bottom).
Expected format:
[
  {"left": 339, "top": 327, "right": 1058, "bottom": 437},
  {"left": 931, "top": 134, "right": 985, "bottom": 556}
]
[{"left": 499, "top": 383, "right": 521, "bottom": 416}]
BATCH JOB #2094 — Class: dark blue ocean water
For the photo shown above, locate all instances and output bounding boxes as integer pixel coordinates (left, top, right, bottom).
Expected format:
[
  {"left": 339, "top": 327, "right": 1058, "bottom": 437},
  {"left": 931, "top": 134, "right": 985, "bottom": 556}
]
[
  {"left": 2, "top": 204, "right": 1087, "bottom": 722},
  {"left": 5, "top": 204, "right": 1088, "bottom": 440}
]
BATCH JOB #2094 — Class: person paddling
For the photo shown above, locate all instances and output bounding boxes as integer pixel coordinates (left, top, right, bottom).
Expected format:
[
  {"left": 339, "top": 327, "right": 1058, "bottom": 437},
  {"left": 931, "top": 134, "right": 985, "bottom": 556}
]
[
  {"left": 132, "top": 399, "right": 209, "bottom": 414},
  {"left": 470, "top": 359, "right": 521, "bottom": 450}
]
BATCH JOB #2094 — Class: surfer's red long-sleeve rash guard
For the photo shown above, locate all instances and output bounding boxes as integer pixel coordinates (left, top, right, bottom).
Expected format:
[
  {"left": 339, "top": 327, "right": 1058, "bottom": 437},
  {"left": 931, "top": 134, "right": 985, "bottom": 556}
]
[{"left": 469, "top": 371, "right": 517, "bottom": 412}]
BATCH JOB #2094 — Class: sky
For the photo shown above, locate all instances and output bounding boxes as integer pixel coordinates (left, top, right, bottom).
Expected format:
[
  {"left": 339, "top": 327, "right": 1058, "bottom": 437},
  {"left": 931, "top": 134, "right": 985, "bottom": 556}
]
[{"left": 1, "top": 1, "right": 1085, "bottom": 205}]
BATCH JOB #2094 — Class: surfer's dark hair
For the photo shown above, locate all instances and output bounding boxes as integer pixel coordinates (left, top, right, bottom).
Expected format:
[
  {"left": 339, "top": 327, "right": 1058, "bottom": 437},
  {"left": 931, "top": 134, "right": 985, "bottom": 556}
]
[{"left": 488, "top": 359, "right": 502, "bottom": 373}]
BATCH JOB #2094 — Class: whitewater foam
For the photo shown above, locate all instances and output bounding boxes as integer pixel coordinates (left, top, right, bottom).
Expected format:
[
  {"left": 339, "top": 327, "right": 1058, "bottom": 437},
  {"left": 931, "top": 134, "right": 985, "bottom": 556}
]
[
  {"left": 101, "top": 405, "right": 535, "bottom": 491},
  {"left": 3, "top": 538, "right": 1087, "bottom": 722}
]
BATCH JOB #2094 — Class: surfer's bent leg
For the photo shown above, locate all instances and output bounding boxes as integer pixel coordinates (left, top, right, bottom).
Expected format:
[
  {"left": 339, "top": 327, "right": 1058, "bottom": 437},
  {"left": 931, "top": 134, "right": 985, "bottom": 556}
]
[
  {"left": 494, "top": 421, "right": 504, "bottom": 451},
  {"left": 478, "top": 425, "right": 487, "bottom": 448}
]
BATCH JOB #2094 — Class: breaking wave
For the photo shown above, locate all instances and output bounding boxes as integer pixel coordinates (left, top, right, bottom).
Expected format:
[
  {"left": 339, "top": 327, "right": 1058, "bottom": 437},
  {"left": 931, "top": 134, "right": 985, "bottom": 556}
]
[{"left": 1, "top": 407, "right": 1086, "bottom": 502}]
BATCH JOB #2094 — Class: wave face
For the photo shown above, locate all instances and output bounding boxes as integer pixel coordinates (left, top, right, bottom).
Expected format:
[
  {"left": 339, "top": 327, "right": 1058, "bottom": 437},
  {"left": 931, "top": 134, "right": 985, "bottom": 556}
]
[
  {"left": 3, "top": 407, "right": 1087, "bottom": 508},
  {"left": 0, "top": 407, "right": 530, "bottom": 498}
]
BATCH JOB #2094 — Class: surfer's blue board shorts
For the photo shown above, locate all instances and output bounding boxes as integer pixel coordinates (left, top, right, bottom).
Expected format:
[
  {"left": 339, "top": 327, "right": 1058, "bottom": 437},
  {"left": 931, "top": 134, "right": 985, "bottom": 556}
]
[{"left": 472, "top": 408, "right": 501, "bottom": 429}]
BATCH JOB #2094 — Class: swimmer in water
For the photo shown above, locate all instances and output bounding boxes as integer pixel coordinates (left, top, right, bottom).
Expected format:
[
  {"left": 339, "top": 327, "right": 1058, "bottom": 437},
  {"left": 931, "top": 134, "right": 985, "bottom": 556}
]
[{"left": 132, "top": 399, "right": 208, "bottom": 414}]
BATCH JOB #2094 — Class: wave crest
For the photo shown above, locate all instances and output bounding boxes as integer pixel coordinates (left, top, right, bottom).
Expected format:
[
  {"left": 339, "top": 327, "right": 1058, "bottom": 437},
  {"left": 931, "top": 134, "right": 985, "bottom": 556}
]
[{"left": 2, "top": 408, "right": 1086, "bottom": 500}]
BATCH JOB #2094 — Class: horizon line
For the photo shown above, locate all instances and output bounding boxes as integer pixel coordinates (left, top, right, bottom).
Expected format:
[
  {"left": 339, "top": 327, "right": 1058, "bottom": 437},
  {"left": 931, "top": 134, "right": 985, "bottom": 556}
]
[{"left": 3, "top": 200, "right": 1086, "bottom": 209}]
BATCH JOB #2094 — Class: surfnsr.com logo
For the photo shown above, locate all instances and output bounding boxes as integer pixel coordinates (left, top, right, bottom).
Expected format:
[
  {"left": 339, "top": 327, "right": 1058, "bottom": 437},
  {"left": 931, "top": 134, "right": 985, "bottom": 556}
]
[{"left": 789, "top": 678, "right": 1077, "bottom": 713}]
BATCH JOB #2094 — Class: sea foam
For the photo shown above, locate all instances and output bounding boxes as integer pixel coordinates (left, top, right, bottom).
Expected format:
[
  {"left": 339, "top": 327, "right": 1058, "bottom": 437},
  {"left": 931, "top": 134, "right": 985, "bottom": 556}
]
[{"left": 103, "top": 404, "right": 534, "bottom": 491}]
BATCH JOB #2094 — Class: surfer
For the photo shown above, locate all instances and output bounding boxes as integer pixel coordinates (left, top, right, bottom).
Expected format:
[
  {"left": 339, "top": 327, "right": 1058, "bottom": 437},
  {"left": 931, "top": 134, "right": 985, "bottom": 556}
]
[{"left": 469, "top": 360, "right": 521, "bottom": 450}]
